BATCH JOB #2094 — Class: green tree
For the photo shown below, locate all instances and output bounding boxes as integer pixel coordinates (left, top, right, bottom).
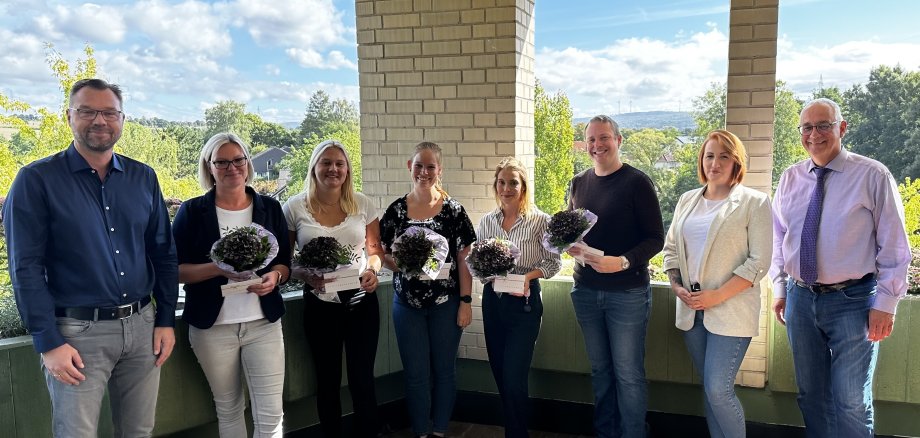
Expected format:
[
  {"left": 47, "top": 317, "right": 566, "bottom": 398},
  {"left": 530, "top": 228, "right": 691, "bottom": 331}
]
[
  {"left": 844, "top": 65, "right": 920, "bottom": 180},
  {"left": 772, "top": 82, "right": 806, "bottom": 190},
  {"left": 204, "top": 100, "right": 252, "bottom": 144},
  {"left": 533, "top": 81, "right": 575, "bottom": 213},
  {"left": 162, "top": 124, "right": 205, "bottom": 179},
  {"left": 247, "top": 114, "right": 296, "bottom": 151},
  {"left": 900, "top": 177, "right": 920, "bottom": 248},
  {"left": 298, "top": 90, "right": 359, "bottom": 142}
]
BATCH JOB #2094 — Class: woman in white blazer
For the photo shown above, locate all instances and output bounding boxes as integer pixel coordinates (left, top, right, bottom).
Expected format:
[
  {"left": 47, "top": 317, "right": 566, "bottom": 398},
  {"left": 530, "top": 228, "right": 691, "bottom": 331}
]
[{"left": 662, "top": 130, "right": 773, "bottom": 438}]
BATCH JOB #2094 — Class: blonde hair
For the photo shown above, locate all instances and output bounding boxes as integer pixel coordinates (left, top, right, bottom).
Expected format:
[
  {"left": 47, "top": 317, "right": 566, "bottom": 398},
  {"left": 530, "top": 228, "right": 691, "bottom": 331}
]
[
  {"left": 304, "top": 139, "right": 358, "bottom": 216},
  {"left": 697, "top": 130, "right": 747, "bottom": 185},
  {"left": 198, "top": 132, "right": 255, "bottom": 190},
  {"left": 492, "top": 157, "right": 531, "bottom": 215},
  {"left": 413, "top": 142, "right": 449, "bottom": 197}
]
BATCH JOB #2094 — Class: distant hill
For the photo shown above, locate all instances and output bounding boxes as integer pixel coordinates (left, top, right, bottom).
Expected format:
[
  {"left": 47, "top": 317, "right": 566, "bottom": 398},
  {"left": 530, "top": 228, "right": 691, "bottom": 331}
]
[{"left": 574, "top": 111, "right": 695, "bottom": 132}]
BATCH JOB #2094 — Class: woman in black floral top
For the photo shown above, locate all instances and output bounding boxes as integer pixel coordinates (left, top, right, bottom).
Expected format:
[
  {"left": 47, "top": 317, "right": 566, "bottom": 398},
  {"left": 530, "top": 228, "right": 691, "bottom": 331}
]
[{"left": 380, "top": 142, "right": 476, "bottom": 438}]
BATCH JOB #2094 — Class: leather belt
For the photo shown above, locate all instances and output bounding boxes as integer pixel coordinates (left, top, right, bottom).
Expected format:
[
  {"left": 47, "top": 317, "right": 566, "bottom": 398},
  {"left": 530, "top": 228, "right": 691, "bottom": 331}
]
[
  {"left": 793, "top": 273, "right": 875, "bottom": 294},
  {"left": 55, "top": 296, "right": 152, "bottom": 321}
]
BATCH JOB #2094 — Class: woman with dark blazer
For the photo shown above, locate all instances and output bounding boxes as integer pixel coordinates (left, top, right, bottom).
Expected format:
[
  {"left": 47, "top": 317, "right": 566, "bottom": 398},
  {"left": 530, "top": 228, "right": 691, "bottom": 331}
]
[{"left": 172, "top": 132, "right": 291, "bottom": 438}]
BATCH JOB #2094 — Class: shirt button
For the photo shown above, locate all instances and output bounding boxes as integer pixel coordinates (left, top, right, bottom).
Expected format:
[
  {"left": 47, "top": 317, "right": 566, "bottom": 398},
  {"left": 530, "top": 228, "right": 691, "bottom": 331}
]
[
  {"left": 110, "top": 227, "right": 115, "bottom": 232},
  {"left": 91, "top": 170, "right": 96, "bottom": 174},
  {"left": 115, "top": 250, "right": 120, "bottom": 254},
  {"left": 123, "top": 293, "right": 127, "bottom": 297},
  {"left": 105, "top": 206, "right": 110, "bottom": 210},
  {"left": 120, "top": 272, "right": 125, "bottom": 276}
]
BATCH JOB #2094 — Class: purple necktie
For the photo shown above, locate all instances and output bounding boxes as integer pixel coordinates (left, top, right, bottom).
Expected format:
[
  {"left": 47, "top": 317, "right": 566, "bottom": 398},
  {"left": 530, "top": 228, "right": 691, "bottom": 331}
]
[{"left": 799, "top": 167, "right": 829, "bottom": 285}]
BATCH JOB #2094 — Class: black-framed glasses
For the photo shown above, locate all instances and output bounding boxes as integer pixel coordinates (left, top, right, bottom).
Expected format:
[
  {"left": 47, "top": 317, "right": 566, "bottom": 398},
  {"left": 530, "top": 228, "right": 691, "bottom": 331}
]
[
  {"left": 211, "top": 157, "right": 248, "bottom": 169},
  {"left": 798, "top": 121, "right": 838, "bottom": 135},
  {"left": 69, "top": 108, "right": 124, "bottom": 121}
]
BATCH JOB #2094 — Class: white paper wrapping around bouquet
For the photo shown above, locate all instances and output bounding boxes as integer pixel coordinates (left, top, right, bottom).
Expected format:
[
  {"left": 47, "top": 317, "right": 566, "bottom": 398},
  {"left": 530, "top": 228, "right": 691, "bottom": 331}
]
[
  {"left": 540, "top": 209, "right": 598, "bottom": 254},
  {"left": 420, "top": 262, "right": 452, "bottom": 281},
  {"left": 323, "top": 267, "right": 362, "bottom": 294},
  {"left": 210, "top": 222, "right": 280, "bottom": 277},
  {"left": 465, "top": 238, "right": 521, "bottom": 284},
  {"left": 393, "top": 226, "right": 449, "bottom": 278},
  {"left": 493, "top": 274, "right": 527, "bottom": 294}
]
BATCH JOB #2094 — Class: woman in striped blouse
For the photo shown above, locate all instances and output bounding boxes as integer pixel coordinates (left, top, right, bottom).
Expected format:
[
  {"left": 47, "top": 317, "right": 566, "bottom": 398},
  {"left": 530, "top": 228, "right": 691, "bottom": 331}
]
[{"left": 476, "top": 157, "right": 562, "bottom": 438}]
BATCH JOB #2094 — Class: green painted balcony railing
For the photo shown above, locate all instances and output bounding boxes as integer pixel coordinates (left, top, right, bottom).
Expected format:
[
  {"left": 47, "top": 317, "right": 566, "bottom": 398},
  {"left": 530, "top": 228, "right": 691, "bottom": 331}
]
[{"left": 1, "top": 279, "right": 918, "bottom": 436}]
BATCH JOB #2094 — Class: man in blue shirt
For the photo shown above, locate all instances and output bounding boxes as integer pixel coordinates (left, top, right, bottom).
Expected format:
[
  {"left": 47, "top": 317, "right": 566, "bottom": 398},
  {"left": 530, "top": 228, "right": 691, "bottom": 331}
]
[{"left": 3, "top": 78, "right": 178, "bottom": 437}]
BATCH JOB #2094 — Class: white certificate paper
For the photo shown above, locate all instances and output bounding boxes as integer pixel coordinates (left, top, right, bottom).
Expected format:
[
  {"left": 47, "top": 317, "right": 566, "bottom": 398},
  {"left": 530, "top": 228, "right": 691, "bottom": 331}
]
[
  {"left": 421, "top": 262, "right": 452, "bottom": 281},
  {"left": 324, "top": 268, "right": 362, "bottom": 293},
  {"left": 221, "top": 277, "right": 262, "bottom": 297},
  {"left": 493, "top": 274, "right": 526, "bottom": 294},
  {"left": 572, "top": 241, "right": 604, "bottom": 267}
]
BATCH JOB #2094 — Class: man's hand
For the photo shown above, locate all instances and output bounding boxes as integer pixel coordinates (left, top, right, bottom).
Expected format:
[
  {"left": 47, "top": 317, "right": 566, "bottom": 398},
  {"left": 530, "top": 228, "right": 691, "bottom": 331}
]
[
  {"left": 584, "top": 254, "right": 625, "bottom": 273},
  {"left": 868, "top": 309, "right": 895, "bottom": 342},
  {"left": 43, "top": 343, "right": 86, "bottom": 385},
  {"left": 457, "top": 301, "right": 472, "bottom": 328},
  {"left": 772, "top": 298, "right": 786, "bottom": 325},
  {"left": 153, "top": 327, "right": 176, "bottom": 367}
]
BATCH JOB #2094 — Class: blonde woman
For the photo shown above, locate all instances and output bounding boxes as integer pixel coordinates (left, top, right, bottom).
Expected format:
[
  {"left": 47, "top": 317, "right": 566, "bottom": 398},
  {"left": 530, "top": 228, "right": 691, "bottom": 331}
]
[
  {"left": 476, "top": 157, "right": 561, "bottom": 438},
  {"left": 380, "top": 142, "right": 476, "bottom": 438},
  {"left": 282, "top": 140, "right": 383, "bottom": 437},
  {"left": 662, "top": 130, "right": 772, "bottom": 438}
]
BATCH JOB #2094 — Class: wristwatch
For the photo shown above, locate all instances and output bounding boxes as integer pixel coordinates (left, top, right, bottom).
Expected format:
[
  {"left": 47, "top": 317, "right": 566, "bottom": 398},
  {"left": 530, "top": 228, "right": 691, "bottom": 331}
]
[
  {"left": 620, "top": 256, "right": 630, "bottom": 270},
  {"left": 459, "top": 295, "right": 472, "bottom": 303}
]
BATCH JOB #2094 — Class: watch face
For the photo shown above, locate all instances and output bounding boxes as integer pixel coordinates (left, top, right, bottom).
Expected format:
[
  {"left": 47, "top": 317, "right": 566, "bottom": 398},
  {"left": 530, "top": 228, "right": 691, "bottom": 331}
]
[{"left": 460, "top": 295, "right": 472, "bottom": 303}]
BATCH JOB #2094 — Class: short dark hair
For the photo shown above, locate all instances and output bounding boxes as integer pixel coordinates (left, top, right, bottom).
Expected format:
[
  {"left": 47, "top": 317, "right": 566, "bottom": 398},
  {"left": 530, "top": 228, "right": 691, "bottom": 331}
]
[{"left": 70, "top": 78, "right": 123, "bottom": 107}]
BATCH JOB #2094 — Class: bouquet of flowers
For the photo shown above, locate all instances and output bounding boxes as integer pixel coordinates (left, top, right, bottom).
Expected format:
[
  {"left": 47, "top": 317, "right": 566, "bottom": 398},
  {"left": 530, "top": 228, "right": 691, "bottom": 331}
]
[
  {"left": 466, "top": 238, "right": 520, "bottom": 283},
  {"left": 294, "top": 236, "right": 358, "bottom": 276},
  {"left": 210, "top": 223, "right": 280, "bottom": 278},
  {"left": 392, "top": 226, "right": 449, "bottom": 278},
  {"left": 542, "top": 208, "right": 598, "bottom": 254}
]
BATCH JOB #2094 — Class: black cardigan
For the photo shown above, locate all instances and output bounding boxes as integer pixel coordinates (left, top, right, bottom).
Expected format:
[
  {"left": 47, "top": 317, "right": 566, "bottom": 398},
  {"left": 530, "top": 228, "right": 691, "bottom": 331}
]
[{"left": 172, "top": 187, "right": 291, "bottom": 329}]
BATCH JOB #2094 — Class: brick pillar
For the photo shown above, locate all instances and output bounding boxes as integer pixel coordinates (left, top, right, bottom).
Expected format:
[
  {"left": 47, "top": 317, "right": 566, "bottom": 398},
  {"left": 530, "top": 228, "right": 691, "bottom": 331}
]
[
  {"left": 726, "top": 0, "right": 778, "bottom": 389},
  {"left": 356, "top": 0, "right": 536, "bottom": 359}
]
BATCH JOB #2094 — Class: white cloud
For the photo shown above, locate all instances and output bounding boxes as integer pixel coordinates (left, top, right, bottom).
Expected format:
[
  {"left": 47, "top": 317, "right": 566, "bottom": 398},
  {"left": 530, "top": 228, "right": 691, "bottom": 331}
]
[
  {"left": 35, "top": 3, "right": 127, "bottom": 44},
  {"left": 777, "top": 37, "right": 920, "bottom": 96},
  {"left": 286, "top": 48, "right": 357, "bottom": 70},
  {"left": 537, "top": 27, "right": 729, "bottom": 115},
  {"left": 264, "top": 64, "right": 281, "bottom": 76},
  {"left": 127, "top": 0, "right": 232, "bottom": 58},
  {"left": 224, "top": 0, "right": 349, "bottom": 49},
  {"left": 0, "top": 29, "right": 51, "bottom": 83}
]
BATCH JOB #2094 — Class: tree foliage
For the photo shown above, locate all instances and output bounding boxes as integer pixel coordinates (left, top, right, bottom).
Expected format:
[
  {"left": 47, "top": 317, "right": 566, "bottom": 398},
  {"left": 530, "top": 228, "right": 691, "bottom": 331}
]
[
  {"left": 298, "top": 90, "right": 359, "bottom": 142},
  {"left": 772, "top": 82, "right": 806, "bottom": 191},
  {"left": 533, "top": 81, "right": 575, "bottom": 213},
  {"left": 204, "top": 100, "right": 252, "bottom": 144},
  {"left": 844, "top": 65, "right": 920, "bottom": 181}
]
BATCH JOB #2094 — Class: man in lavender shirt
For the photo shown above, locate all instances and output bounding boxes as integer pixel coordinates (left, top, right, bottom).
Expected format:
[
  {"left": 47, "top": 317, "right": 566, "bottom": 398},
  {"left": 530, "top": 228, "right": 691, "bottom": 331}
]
[{"left": 769, "top": 98, "right": 911, "bottom": 438}]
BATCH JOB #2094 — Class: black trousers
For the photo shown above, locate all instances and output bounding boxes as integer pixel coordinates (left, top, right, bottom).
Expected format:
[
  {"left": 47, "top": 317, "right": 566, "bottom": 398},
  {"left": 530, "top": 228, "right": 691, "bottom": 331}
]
[
  {"left": 482, "top": 280, "right": 543, "bottom": 438},
  {"left": 303, "top": 289, "right": 380, "bottom": 437}
]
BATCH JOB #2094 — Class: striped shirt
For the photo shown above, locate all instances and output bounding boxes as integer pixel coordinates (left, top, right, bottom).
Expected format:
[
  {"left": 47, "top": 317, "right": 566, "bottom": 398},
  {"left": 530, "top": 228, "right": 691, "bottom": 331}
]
[{"left": 476, "top": 207, "right": 562, "bottom": 279}]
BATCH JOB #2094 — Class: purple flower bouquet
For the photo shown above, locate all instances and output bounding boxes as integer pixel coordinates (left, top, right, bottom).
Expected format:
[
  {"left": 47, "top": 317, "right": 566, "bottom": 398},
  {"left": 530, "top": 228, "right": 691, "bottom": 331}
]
[
  {"left": 210, "top": 223, "right": 280, "bottom": 296},
  {"left": 294, "top": 236, "right": 358, "bottom": 276},
  {"left": 541, "top": 208, "right": 598, "bottom": 254},
  {"left": 466, "top": 238, "right": 520, "bottom": 284},
  {"left": 392, "top": 226, "right": 449, "bottom": 279}
]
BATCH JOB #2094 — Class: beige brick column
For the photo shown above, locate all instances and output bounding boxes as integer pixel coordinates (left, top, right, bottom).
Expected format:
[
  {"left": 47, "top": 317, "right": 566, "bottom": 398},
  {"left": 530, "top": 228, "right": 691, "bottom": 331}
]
[
  {"left": 356, "top": 0, "right": 536, "bottom": 359},
  {"left": 726, "top": 0, "right": 778, "bottom": 389}
]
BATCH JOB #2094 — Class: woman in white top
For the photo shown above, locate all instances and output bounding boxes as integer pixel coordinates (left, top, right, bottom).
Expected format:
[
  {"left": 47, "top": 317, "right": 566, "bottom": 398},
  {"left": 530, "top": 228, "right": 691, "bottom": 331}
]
[
  {"left": 662, "top": 130, "right": 773, "bottom": 438},
  {"left": 173, "top": 132, "right": 291, "bottom": 437},
  {"left": 282, "top": 139, "right": 383, "bottom": 438},
  {"left": 476, "top": 157, "right": 561, "bottom": 438}
]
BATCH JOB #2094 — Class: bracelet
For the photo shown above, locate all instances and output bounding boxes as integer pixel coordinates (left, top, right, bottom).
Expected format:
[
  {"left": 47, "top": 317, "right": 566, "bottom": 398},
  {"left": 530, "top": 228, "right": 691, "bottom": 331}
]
[{"left": 274, "top": 270, "right": 284, "bottom": 284}]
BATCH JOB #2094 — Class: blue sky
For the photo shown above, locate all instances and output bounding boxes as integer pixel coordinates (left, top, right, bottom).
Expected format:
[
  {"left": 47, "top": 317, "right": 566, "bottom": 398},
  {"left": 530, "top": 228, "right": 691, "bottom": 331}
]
[{"left": 1, "top": 0, "right": 917, "bottom": 123}]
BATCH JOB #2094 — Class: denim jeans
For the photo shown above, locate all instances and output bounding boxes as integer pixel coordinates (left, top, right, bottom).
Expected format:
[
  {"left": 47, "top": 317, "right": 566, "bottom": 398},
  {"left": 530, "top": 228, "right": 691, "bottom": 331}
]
[
  {"left": 683, "top": 311, "right": 752, "bottom": 438},
  {"left": 189, "top": 318, "right": 285, "bottom": 438},
  {"left": 303, "top": 289, "right": 380, "bottom": 438},
  {"left": 482, "top": 280, "right": 543, "bottom": 438},
  {"left": 785, "top": 279, "right": 879, "bottom": 438},
  {"left": 392, "top": 293, "right": 464, "bottom": 436},
  {"left": 570, "top": 284, "right": 651, "bottom": 438},
  {"left": 44, "top": 302, "right": 160, "bottom": 438}
]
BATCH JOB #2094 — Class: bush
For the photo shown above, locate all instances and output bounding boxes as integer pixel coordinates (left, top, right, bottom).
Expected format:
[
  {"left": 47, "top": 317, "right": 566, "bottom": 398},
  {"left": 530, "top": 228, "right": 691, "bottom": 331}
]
[
  {"left": 0, "top": 288, "right": 27, "bottom": 339},
  {"left": 909, "top": 247, "right": 920, "bottom": 296}
]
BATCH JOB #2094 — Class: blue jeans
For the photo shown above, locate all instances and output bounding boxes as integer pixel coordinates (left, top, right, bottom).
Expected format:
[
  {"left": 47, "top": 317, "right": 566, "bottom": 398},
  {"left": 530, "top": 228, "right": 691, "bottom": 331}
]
[
  {"left": 785, "top": 279, "right": 879, "bottom": 438},
  {"left": 393, "top": 294, "right": 463, "bottom": 436},
  {"left": 683, "top": 311, "right": 752, "bottom": 438},
  {"left": 45, "top": 302, "right": 160, "bottom": 438},
  {"left": 482, "top": 280, "right": 543, "bottom": 438},
  {"left": 571, "top": 284, "right": 651, "bottom": 438},
  {"left": 189, "top": 319, "right": 285, "bottom": 438}
]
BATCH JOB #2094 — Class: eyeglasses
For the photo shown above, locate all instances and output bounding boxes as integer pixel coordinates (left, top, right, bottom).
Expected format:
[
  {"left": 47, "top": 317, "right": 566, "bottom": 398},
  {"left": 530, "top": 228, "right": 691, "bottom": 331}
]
[
  {"left": 211, "top": 157, "right": 248, "bottom": 169},
  {"left": 69, "top": 108, "right": 124, "bottom": 122},
  {"left": 798, "top": 122, "right": 838, "bottom": 135}
]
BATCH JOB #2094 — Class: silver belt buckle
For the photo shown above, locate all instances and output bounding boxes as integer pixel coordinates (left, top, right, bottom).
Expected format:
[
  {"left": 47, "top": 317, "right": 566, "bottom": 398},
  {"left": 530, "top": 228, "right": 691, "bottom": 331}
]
[{"left": 118, "top": 303, "right": 134, "bottom": 318}]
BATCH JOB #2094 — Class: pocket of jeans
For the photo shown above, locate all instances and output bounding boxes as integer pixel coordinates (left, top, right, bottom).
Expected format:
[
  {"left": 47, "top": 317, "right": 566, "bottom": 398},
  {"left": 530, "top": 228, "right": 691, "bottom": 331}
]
[
  {"left": 140, "top": 303, "right": 156, "bottom": 323},
  {"left": 841, "top": 283, "right": 876, "bottom": 300},
  {"left": 57, "top": 319, "right": 94, "bottom": 338}
]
